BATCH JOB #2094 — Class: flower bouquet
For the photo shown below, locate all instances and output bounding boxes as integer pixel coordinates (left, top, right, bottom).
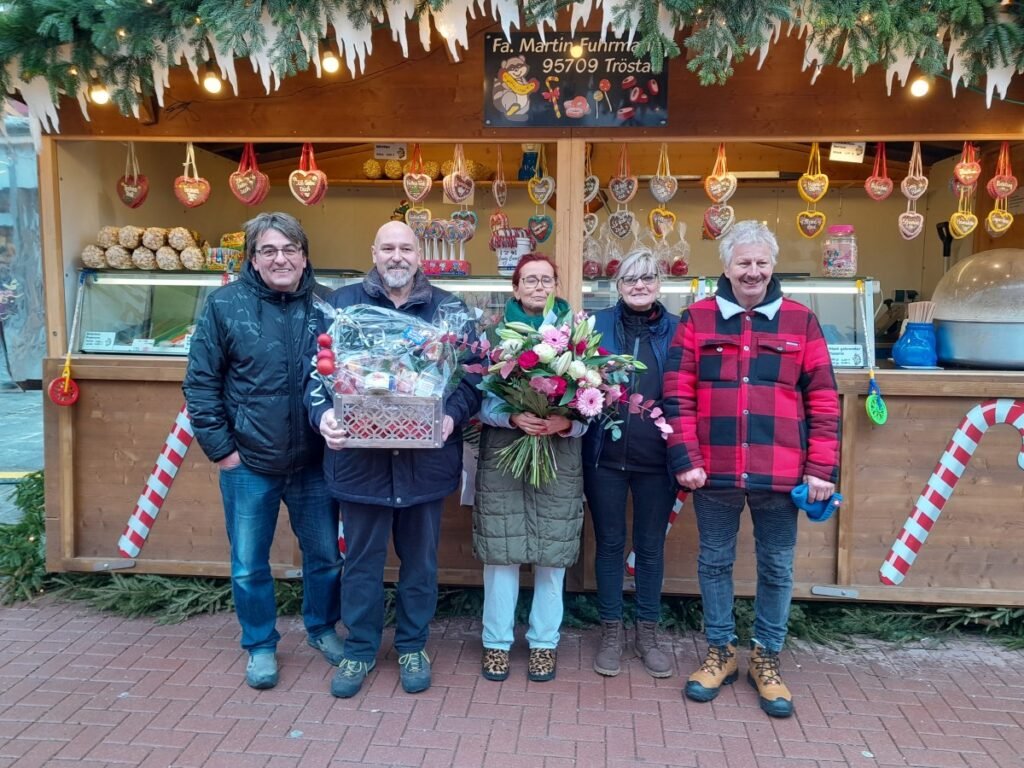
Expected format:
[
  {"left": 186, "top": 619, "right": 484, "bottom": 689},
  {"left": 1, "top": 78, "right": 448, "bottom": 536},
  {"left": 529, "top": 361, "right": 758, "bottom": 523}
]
[{"left": 480, "top": 294, "right": 670, "bottom": 486}]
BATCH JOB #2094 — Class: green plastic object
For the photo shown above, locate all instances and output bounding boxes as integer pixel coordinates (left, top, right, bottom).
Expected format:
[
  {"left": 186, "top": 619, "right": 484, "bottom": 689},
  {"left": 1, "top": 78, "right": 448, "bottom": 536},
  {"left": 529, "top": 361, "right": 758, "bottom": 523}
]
[{"left": 865, "top": 377, "right": 887, "bottom": 424}]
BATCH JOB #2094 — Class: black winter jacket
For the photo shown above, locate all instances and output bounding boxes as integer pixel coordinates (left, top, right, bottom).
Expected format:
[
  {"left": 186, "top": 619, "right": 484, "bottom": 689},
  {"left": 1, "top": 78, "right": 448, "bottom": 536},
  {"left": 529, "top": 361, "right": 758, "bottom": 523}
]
[
  {"left": 305, "top": 269, "right": 483, "bottom": 507},
  {"left": 183, "top": 260, "right": 329, "bottom": 474}
]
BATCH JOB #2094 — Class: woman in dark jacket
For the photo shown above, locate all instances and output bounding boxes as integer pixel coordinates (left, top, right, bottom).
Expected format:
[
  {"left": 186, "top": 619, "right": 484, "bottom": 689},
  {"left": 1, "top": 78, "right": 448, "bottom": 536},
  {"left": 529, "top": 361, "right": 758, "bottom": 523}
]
[
  {"left": 583, "top": 248, "right": 680, "bottom": 679},
  {"left": 474, "top": 253, "right": 587, "bottom": 684}
]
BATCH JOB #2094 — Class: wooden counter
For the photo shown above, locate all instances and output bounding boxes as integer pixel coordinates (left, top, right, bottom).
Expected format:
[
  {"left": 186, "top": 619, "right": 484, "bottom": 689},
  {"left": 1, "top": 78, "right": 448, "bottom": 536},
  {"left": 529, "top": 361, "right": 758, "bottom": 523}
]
[{"left": 45, "top": 359, "right": 1024, "bottom": 605}]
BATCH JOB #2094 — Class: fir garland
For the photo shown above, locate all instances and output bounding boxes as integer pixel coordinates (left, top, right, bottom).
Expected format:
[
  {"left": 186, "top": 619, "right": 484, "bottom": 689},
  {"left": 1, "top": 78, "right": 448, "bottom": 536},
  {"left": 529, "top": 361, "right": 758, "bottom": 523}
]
[{"left": 1, "top": 1, "right": 1023, "bottom": 118}]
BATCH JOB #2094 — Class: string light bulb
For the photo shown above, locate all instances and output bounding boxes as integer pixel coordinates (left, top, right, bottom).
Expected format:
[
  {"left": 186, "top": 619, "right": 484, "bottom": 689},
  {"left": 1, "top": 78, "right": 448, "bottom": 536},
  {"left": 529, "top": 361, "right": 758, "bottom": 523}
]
[
  {"left": 88, "top": 81, "right": 110, "bottom": 105},
  {"left": 910, "top": 76, "right": 931, "bottom": 97},
  {"left": 321, "top": 40, "right": 341, "bottom": 74},
  {"left": 569, "top": 43, "right": 583, "bottom": 58},
  {"left": 202, "top": 65, "right": 222, "bottom": 94}
]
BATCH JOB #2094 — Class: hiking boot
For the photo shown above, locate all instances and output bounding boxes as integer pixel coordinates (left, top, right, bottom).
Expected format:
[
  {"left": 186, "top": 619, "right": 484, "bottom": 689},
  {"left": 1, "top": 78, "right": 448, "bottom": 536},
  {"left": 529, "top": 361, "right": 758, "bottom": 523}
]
[
  {"left": 528, "top": 648, "right": 556, "bottom": 682},
  {"left": 331, "top": 657, "right": 375, "bottom": 698},
  {"left": 634, "top": 621, "right": 673, "bottom": 679},
  {"left": 747, "top": 643, "right": 793, "bottom": 718},
  {"left": 245, "top": 652, "right": 278, "bottom": 690},
  {"left": 307, "top": 632, "right": 345, "bottom": 665},
  {"left": 594, "top": 621, "right": 624, "bottom": 677},
  {"left": 684, "top": 644, "right": 737, "bottom": 702},
  {"left": 481, "top": 648, "right": 510, "bottom": 681},
  {"left": 398, "top": 650, "right": 432, "bottom": 694}
]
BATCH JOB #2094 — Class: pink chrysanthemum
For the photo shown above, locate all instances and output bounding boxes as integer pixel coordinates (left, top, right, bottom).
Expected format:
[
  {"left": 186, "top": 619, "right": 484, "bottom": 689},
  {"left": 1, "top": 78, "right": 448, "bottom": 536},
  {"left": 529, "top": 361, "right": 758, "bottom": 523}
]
[
  {"left": 574, "top": 387, "right": 605, "bottom": 418},
  {"left": 541, "top": 327, "right": 569, "bottom": 352}
]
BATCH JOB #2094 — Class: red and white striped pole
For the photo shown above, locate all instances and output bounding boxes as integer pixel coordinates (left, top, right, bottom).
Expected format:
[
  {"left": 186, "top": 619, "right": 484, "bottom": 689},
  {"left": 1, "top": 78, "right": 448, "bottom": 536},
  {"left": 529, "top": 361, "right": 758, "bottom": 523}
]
[
  {"left": 880, "top": 398, "right": 1024, "bottom": 586},
  {"left": 626, "top": 489, "right": 689, "bottom": 576},
  {"left": 118, "top": 404, "right": 195, "bottom": 558}
]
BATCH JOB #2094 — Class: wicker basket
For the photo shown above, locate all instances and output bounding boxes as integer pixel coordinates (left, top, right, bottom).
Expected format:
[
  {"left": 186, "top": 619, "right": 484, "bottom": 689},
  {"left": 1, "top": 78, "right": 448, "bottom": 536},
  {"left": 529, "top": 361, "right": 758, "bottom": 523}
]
[{"left": 333, "top": 393, "right": 444, "bottom": 448}]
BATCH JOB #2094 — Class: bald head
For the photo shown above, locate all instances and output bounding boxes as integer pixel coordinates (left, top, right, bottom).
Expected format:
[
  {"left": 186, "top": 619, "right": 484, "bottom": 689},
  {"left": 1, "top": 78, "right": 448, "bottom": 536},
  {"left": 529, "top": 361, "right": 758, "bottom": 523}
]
[{"left": 372, "top": 220, "right": 421, "bottom": 293}]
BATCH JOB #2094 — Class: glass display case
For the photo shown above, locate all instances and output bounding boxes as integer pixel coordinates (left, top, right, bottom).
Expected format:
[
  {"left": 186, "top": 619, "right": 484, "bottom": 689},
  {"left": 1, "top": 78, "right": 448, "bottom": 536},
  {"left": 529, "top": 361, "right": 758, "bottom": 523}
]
[{"left": 74, "top": 270, "right": 878, "bottom": 368}]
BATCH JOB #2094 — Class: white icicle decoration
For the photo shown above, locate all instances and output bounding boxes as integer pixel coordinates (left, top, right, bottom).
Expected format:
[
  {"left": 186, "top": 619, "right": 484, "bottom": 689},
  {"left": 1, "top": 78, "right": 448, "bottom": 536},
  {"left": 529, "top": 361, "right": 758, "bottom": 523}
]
[
  {"left": 248, "top": 8, "right": 284, "bottom": 94},
  {"left": 946, "top": 28, "right": 970, "bottom": 98},
  {"left": 429, "top": 0, "right": 475, "bottom": 61},
  {"left": 486, "top": 0, "right": 522, "bottom": 40},
  {"left": 5, "top": 68, "right": 60, "bottom": 150},
  {"left": 327, "top": 7, "right": 375, "bottom": 76},
  {"left": 600, "top": 0, "right": 640, "bottom": 43},
  {"left": 884, "top": 44, "right": 915, "bottom": 96},
  {"left": 208, "top": 37, "right": 240, "bottom": 95},
  {"left": 985, "top": 61, "right": 1016, "bottom": 108},
  {"left": 569, "top": 0, "right": 596, "bottom": 34},
  {"left": 754, "top": 16, "right": 783, "bottom": 70},
  {"left": 384, "top": 0, "right": 418, "bottom": 58}
]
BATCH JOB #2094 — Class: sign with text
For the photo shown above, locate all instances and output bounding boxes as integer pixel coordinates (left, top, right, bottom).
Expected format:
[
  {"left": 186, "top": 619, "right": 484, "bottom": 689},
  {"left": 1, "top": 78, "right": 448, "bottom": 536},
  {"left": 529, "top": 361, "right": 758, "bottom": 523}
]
[{"left": 483, "top": 32, "right": 668, "bottom": 128}]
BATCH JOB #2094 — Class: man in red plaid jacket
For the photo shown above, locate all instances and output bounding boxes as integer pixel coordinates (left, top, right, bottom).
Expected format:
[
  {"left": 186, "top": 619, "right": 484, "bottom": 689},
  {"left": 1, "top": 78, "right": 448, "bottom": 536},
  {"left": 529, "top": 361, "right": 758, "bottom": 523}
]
[{"left": 663, "top": 220, "right": 840, "bottom": 719}]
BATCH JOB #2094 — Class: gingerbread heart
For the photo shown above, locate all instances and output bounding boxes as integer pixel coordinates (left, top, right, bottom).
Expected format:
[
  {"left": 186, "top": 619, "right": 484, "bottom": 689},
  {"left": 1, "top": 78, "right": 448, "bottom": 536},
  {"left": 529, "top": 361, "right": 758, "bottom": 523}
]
[
  {"left": 954, "top": 160, "right": 982, "bottom": 186},
  {"left": 608, "top": 210, "right": 636, "bottom": 239},
  {"left": 583, "top": 175, "right": 601, "bottom": 204},
  {"left": 796, "top": 209, "right": 826, "bottom": 238},
  {"left": 229, "top": 168, "right": 268, "bottom": 206},
  {"left": 797, "top": 173, "right": 829, "bottom": 203},
  {"left": 492, "top": 179, "right": 508, "bottom": 208},
  {"left": 650, "top": 174, "right": 678, "bottom": 204},
  {"left": 704, "top": 173, "right": 737, "bottom": 204},
  {"left": 403, "top": 173, "right": 433, "bottom": 204},
  {"left": 451, "top": 209, "right": 478, "bottom": 229},
  {"left": 897, "top": 211, "right": 925, "bottom": 240},
  {"left": 289, "top": 169, "right": 327, "bottom": 206},
  {"left": 864, "top": 176, "right": 893, "bottom": 202},
  {"left": 443, "top": 172, "right": 474, "bottom": 204},
  {"left": 527, "top": 175, "right": 555, "bottom": 206},
  {"left": 702, "top": 204, "right": 735, "bottom": 239},
  {"left": 988, "top": 174, "right": 1018, "bottom": 200},
  {"left": 583, "top": 212, "right": 599, "bottom": 238},
  {"left": 404, "top": 206, "right": 432, "bottom": 229},
  {"left": 649, "top": 207, "right": 676, "bottom": 239},
  {"left": 173, "top": 175, "right": 211, "bottom": 208},
  {"left": 117, "top": 175, "right": 149, "bottom": 208},
  {"left": 608, "top": 175, "right": 638, "bottom": 204},
  {"left": 949, "top": 211, "right": 978, "bottom": 239},
  {"left": 985, "top": 208, "right": 1014, "bottom": 236},
  {"left": 527, "top": 214, "right": 554, "bottom": 243},
  {"left": 901, "top": 175, "right": 929, "bottom": 201}
]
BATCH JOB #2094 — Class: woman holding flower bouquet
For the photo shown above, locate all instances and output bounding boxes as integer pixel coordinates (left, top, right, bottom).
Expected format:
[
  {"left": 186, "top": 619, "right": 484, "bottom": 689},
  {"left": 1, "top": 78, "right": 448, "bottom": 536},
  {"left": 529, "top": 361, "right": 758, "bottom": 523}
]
[
  {"left": 583, "top": 248, "right": 679, "bottom": 679},
  {"left": 473, "top": 254, "right": 589, "bottom": 684}
]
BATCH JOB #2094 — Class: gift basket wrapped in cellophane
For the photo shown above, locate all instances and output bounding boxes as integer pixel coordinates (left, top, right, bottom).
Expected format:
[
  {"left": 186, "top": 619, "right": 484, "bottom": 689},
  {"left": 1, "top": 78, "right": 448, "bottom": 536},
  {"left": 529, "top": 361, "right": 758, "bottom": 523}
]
[{"left": 312, "top": 298, "right": 475, "bottom": 448}]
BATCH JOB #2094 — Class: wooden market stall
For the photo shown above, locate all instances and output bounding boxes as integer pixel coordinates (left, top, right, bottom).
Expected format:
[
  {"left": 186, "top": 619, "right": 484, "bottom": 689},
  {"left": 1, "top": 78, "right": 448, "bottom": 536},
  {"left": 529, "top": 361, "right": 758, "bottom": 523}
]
[{"left": 35, "top": 15, "right": 1024, "bottom": 604}]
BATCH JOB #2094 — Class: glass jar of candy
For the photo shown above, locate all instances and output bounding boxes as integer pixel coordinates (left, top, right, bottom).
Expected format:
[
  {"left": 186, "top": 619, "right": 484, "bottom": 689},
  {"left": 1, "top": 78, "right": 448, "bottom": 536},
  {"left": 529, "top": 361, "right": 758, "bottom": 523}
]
[{"left": 822, "top": 224, "right": 857, "bottom": 277}]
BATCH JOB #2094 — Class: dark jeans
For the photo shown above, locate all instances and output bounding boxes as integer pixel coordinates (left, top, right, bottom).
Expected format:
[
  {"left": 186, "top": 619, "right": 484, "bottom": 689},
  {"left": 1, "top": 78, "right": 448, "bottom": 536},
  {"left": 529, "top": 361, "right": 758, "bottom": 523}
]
[
  {"left": 692, "top": 487, "right": 798, "bottom": 653},
  {"left": 584, "top": 466, "right": 677, "bottom": 622},
  {"left": 219, "top": 463, "right": 342, "bottom": 653},
  {"left": 339, "top": 498, "right": 444, "bottom": 662}
]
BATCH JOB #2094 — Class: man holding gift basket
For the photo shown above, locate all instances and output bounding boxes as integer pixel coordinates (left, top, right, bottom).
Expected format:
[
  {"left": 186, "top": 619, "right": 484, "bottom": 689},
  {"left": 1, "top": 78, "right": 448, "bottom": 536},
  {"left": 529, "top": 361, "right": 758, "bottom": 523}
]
[
  {"left": 663, "top": 220, "right": 840, "bottom": 718},
  {"left": 307, "top": 220, "right": 482, "bottom": 699},
  {"left": 183, "top": 212, "right": 344, "bottom": 691}
]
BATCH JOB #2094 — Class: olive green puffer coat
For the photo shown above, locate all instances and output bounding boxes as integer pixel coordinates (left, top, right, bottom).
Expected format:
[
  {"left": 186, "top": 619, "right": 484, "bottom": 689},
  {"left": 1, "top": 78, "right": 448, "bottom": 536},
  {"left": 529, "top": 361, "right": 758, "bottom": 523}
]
[{"left": 472, "top": 425, "right": 584, "bottom": 568}]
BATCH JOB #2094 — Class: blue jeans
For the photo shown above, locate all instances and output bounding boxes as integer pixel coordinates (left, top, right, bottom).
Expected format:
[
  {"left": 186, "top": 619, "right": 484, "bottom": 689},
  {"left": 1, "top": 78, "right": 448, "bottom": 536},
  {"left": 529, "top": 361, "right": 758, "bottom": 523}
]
[
  {"left": 692, "top": 488, "right": 798, "bottom": 653},
  {"left": 584, "top": 466, "right": 677, "bottom": 622},
  {"left": 482, "top": 564, "right": 565, "bottom": 650},
  {"left": 338, "top": 499, "right": 443, "bottom": 662},
  {"left": 220, "top": 463, "right": 342, "bottom": 653}
]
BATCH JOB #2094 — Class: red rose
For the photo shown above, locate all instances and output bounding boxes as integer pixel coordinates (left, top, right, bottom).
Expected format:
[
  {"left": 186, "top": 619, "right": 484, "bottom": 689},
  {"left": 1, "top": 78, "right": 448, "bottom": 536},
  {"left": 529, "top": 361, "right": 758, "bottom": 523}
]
[
  {"left": 598, "top": 346, "right": 610, "bottom": 355},
  {"left": 549, "top": 376, "right": 568, "bottom": 397},
  {"left": 575, "top": 339, "right": 587, "bottom": 354},
  {"left": 518, "top": 350, "right": 540, "bottom": 370}
]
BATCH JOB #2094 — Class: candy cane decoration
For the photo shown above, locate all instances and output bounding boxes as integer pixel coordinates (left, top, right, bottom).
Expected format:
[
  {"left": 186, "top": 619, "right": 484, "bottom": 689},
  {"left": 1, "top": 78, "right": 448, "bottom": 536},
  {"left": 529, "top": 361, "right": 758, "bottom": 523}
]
[
  {"left": 880, "top": 398, "right": 1024, "bottom": 586},
  {"left": 626, "top": 489, "right": 689, "bottom": 575},
  {"left": 118, "top": 405, "right": 194, "bottom": 558}
]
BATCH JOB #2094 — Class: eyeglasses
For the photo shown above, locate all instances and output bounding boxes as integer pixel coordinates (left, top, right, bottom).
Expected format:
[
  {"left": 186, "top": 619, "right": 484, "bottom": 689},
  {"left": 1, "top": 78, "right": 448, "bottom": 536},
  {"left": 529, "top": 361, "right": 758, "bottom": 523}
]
[
  {"left": 256, "top": 245, "right": 302, "bottom": 260},
  {"left": 619, "top": 274, "right": 658, "bottom": 287},
  {"left": 519, "top": 276, "right": 556, "bottom": 288}
]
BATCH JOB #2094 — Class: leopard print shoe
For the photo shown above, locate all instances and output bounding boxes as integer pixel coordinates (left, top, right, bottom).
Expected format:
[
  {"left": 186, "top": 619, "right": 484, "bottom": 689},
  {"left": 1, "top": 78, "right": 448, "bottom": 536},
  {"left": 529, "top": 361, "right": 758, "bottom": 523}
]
[
  {"left": 527, "top": 648, "right": 556, "bottom": 682},
  {"left": 481, "top": 648, "right": 510, "bottom": 681}
]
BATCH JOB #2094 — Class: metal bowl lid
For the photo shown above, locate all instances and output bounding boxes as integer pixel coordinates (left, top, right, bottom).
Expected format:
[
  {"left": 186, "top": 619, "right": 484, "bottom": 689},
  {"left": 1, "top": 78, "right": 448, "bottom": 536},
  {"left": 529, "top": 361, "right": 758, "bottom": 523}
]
[{"left": 932, "top": 248, "right": 1024, "bottom": 322}]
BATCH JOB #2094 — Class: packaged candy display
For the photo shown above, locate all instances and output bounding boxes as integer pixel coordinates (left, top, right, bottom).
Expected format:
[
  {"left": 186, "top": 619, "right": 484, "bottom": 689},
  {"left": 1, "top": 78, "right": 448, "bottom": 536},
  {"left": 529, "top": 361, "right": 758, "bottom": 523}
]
[
  {"left": 142, "top": 227, "right": 168, "bottom": 250},
  {"left": 81, "top": 244, "right": 106, "bottom": 268},
  {"left": 118, "top": 225, "right": 143, "bottom": 250},
  {"left": 131, "top": 246, "right": 157, "bottom": 270},
  {"left": 312, "top": 299, "right": 476, "bottom": 448},
  {"left": 105, "top": 245, "right": 132, "bottom": 269}
]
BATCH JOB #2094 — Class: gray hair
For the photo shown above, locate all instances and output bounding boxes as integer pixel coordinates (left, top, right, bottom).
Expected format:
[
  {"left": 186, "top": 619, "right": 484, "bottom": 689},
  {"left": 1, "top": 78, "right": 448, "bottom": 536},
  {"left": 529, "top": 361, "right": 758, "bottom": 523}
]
[
  {"left": 616, "top": 248, "right": 662, "bottom": 283},
  {"left": 718, "top": 220, "right": 778, "bottom": 268},
  {"left": 243, "top": 212, "right": 310, "bottom": 261}
]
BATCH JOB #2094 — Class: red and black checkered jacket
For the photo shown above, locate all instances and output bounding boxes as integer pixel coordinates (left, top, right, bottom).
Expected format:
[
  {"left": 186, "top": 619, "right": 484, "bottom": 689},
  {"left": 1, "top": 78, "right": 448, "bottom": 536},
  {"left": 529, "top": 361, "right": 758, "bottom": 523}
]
[{"left": 663, "top": 276, "right": 841, "bottom": 492}]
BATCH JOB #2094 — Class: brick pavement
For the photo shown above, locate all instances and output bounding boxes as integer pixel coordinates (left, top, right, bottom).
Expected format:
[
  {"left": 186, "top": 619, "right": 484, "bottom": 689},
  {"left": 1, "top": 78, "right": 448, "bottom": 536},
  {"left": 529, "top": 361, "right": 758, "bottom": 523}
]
[{"left": 1, "top": 598, "right": 1022, "bottom": 767}]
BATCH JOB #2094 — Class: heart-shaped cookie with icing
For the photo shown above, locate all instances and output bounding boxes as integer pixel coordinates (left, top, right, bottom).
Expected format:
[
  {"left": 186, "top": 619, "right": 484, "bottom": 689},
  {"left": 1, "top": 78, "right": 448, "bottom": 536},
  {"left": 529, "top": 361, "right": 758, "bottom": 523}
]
[
  {"left": 403, "top": 173, "right": 433, "bottom": 204},
  {"left": 797, "top": 173, "right": 829, "bottom": 204},
  {"left": 702, "top": 204, "right": 735, "bottom": 239},
  {"left": 987, "top": 174, "right": 1018, "bottom": 200},
  {"left": 985, "top": 209, "right": 1013, "bottom": 236},
  {"left": 528, "top": 214, "right": 554, "bottom": 243},
  {"left": 527, "top": 175, "right": 555, "bottom": 206},
  {"left": 404, "top": 206, "right": 432, "bottom": 229},
  {"left": 174, "top": 175, "right": 211, "bottom": 208},
  {"left": 583, "top": 212, "right": 599, "bottom": 238},
  {"left": 704, "top": 172, "right": 737, "bottom": 204},
  {"left": 864, "top": 176, "right": 893, "bottom": 202},
  {"left": 608, "top": 175, "right": 638, "bottom": 204},
  {"left": 289, "top": 169, "right": 328, "bottom": 206},
  {"left": 949, "top": 211, "right": 978, "bottom": 239},
  {"left": 897, "top": 211, "right": 925, "bottom": 240},
  {"left": 953, "top": 160, "right": 982, "bottom": 186},
  {"left": 583, "top": 175, "right": 601, "bottom": 204},
  {"left": 609, "top": 210, "right": 636, "bottom": 238},
  {"left": 443, "top": 172, "right": 474, "bottom": 204},
  {"left": 649, "top": 207, "right": 676, "bottom": 239},
  {"left": 796, "top": 210, "right": 826, "bottom": 238},
  {"left": 650, "top": 175, "right": 678, "bottom": 204},
  {"left": 901, "top": 175, "right": 928, "bottom": 201},
  {"left": 117, "top": 175, "right": 149, "bottom": 208},
  {"left": 492, "top": 178, "right": 507, "bottom": 208},
  {"left": 451, "top": 209, "right": 478, "bottom": 229},
  {"left": 229, "top": 168, "right": 269, "bottom": 206}
]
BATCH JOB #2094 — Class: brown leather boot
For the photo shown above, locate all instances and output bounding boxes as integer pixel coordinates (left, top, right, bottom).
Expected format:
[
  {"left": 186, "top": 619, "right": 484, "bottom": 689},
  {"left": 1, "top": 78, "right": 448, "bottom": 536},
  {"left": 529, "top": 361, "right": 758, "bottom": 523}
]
[
  {"left": 747, "top": 643, "right": 793, "bottom": 718},
  {"left": 634, "top": 621, "right": 673, "bottom": 678},
  {"left": 593, "top": 621, "right": 623, "bottom": 677},
  {"left": 684, "top": 644, "right": 738, "bottom": 702}
]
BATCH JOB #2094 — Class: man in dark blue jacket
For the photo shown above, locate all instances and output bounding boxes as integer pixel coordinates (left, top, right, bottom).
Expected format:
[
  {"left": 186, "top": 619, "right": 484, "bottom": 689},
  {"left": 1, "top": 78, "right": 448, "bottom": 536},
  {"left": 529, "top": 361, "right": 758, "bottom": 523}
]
[
  {"left": 183, "top": 212, "right": 343, "bottom": 691},
  {"left": 307, "top": 220, "right": 482, "bottom": 698}
]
